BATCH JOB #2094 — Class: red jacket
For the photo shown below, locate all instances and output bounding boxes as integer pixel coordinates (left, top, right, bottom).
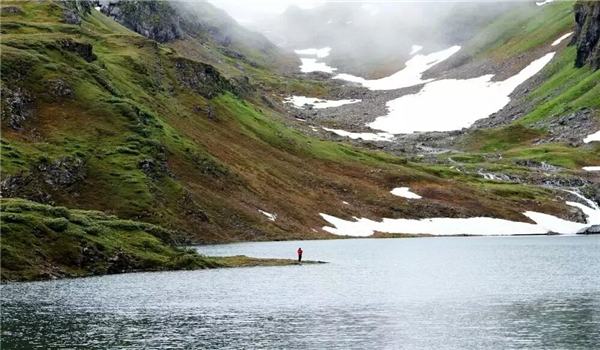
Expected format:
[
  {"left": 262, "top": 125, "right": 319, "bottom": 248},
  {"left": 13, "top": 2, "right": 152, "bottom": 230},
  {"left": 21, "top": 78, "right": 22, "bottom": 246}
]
[{"left": 297, "top": 249, "right": 303, "bottom": 255}]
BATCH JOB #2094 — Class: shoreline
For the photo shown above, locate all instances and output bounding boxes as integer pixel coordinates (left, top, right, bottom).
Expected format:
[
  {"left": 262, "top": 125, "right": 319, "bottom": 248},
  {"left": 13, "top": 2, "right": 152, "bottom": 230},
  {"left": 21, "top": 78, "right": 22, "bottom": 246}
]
[{"left": 0, "top": 256, "right": 327, "bottom": 284}]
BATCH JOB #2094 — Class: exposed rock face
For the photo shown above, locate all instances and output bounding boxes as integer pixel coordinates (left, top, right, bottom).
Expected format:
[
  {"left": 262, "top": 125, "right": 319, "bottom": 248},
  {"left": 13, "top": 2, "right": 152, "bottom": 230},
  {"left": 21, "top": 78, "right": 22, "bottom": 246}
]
[
  {"left": 38, "top": 157, "right": 86, "bottom": 188},
  {"left": 172, "top": 57, "right": 230, "bottom": 98},
  {"left": 1, "top": 6, "right": 22, "bottom": 14},
  {"left": 57, "top": 39, "right": 96, "bottom": 62},
  {"left": 98, "top": 0, "right": 184, "bottom": 43},
  {"left": 138, "top": 157, "right": 172, "bottom": 180},
  {"left": 230, "top": 76, "right": 255, "bottom": 99},
  {"left": 578, "top": 225, "right": 600, "bottom": 234},
  {"left": 572, "top": 1, "right": 600, "bottom": 70},
  {"left": 0, "top": 172, "right": 52, "bottom": 204},
  {"left": 47, "top": 79, "right": 75, "bottom": 100},
  {"left": 62, "top": 10, "right": 83, "bottom": 25},
  {"left": 1, "top": 87, "right": 34, "bottom": 131},
  {"left": 531, "top": 108, "right": 597, "bottom": 146}
]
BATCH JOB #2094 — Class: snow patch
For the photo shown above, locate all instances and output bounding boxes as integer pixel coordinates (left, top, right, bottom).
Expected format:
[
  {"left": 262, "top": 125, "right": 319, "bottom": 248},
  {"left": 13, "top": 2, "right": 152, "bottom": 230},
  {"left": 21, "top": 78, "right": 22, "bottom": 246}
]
[
  {"left": 368, "top": 52, "right": 555, "bottom": 134},
  {"left": 94, "top": 6, "right": 101, "bottom": 11},
  {"left": 536, "top": 0, "right": 554, "bottom": 6},
  {"left": 320, "top": 211, "right": 586, "bottom": 237},
  {"left": 323, "top": 128, "right": 394, "bottom": 142},
  {"left": 552, "top": 32, "right": 573, "bottom": 46},
  {"left": 409, "top": 45, "right": 423, "bottom": 55},
  {"left": 258, "top": 210, "right": 277, "bottom": 221},
  {"left": 295, "top": 47, "right": 331, "bottom": 58},
  {"left": 334, "top": 46, "right": 461, "bottom": 91},
  {"left": 342, "top": 201, "right": 350, "bottom": 205},
  {"left": 285, "top": 96, "right": 361, "bottom": 109},
  {"left": 320, "top": 190, "right": 600, "bottom": 237},
  {"left": 583, "top": 166, "right": 600, "bottom": 171},
  {"left": 299, "top": 58, "right": 337, "bottom": 73},
  {"left": 390, "top": 187, "right": 422, "bottom": 199},
  {"left": 583, "top": 130, "right": 600, "bottom": 143}
]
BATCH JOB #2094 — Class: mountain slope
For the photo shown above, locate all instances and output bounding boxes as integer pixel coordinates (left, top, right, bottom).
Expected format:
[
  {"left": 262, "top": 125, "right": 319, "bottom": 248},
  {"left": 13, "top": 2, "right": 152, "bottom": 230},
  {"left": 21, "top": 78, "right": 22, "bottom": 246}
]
[{"left": 0, "top": 0, "right": 595, "bottom": 257}]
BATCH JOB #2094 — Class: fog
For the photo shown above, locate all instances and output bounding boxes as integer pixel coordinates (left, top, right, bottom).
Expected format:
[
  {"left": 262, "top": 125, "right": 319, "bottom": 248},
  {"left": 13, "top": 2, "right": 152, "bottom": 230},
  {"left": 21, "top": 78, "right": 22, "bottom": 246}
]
[{"left": 201, "top": 1, "right": 539, "bottom": 76}]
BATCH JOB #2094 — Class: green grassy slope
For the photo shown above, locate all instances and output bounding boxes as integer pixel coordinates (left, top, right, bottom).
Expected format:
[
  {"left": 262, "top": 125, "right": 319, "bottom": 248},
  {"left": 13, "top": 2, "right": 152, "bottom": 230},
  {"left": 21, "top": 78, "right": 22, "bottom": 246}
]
[
  {"left": 0, "top": 0, "right": 585, "bottom": 248},
  {"left": 457, "top": 1, "right": 600, "bottom": 165},
  {"left": 0, "top": 197, "right": 218, "bottom": 281}
]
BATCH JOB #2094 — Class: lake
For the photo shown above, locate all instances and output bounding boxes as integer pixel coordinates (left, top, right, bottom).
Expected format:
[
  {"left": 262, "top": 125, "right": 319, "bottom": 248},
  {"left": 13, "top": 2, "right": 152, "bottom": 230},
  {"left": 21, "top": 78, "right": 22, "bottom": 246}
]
[{"left": 2, "top": 236, "right": 599, "bottom": 349}]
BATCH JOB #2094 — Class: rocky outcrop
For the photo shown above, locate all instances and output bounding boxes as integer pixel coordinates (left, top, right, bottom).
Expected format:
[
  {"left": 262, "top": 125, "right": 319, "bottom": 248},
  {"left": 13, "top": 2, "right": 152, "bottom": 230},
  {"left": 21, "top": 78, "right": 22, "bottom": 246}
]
[
  {"left": 1, "top": 87, "right": 34, "bottom": 131},
  {"left": 47, "top": 79, "right": 75, "bottom": 100},
  {"left": 57, "top": 39, "right": 96, "bottom": 62},
  {"left": 172, "top": 57, "right": 230, "bottom": 98},
  {"left": 1, "top": 6, "right": 22, "bottom": 14},
  {"left": 58, "top": 0, "right": 92, "bottom": 25},
  {"left": 98, "top": 1, "right": 183, "bottom": 43},
  {"left": 571, "top": 1, "right": 600, "bottom": 70},
  {"left": 138, "top": 157, "right": 172, "bottom": 180},
  {"left": 38, "top": 157, "right": 86, "bottom": 189},
  {"left": 531, "top": 109, "right": 597, "bottom": 146},
  {"left": 577, "top": 225, "right": 600, "bottom": 234}
]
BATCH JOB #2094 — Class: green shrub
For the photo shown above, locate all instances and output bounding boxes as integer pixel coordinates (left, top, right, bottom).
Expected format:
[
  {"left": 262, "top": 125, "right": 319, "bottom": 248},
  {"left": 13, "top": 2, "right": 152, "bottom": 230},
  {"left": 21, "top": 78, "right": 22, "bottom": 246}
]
[
  {"left": 44, "top": 217, "right": 69, "bottom": 232},
  {"left": 49, "top": 206, "right": 70, "bottom": 219},
  {"left": 84, "top": 224, "right": 108, "bottom": 236},
  {"left": 69, "top": 214, "right": 92, "bottom": 227},
  {"left": 1, "top": 212, "right": 26, "bottom": 223}
]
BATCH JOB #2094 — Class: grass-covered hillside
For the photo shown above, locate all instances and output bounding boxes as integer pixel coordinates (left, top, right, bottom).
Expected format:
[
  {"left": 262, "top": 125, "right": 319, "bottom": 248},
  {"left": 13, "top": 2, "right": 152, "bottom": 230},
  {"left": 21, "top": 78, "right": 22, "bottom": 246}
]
[
  {"left": 0, "top": 0, "right": 593, "bottom": 253},
  {"left": 1, "top": 197, "right": 217, "bottom": 281},
  {"left": 1, "top": 198, "right": 315, "bottom": 281}
]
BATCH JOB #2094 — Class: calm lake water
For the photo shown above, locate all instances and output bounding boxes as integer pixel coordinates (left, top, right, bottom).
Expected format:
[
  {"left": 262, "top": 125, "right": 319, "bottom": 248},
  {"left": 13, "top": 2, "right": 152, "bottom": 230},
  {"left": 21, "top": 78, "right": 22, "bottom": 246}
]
[{"left": 2, "top": 236, "right": 600, "bottom": 349}]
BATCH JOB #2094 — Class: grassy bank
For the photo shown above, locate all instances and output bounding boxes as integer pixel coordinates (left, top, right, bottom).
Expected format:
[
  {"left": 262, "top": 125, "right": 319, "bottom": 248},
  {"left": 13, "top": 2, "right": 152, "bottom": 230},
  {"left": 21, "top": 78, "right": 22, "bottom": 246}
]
[{"left": 0, "top": 198, "right": 317, "bottom": 282}]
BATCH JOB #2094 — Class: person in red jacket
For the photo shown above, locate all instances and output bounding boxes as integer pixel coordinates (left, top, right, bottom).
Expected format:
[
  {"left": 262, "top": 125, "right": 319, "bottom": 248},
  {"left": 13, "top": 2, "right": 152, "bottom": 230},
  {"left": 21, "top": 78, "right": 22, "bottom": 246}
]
[{"left": 297, "top": 247, "right": 303, "bottom": 263}]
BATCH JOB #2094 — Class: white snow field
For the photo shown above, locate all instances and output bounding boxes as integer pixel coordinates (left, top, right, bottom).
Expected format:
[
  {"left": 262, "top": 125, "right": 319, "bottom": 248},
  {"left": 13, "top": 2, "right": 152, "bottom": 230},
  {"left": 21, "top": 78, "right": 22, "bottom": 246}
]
[
  {"left": 368, "top": 52, "right": 555, "bottom": 134},
  {"left": 390, "top": 187, "right": 422, "bottom": 199},
  {"left": 322, "top": 128, "right": 394, "bottom": 142},
  {"left": 583, "top": 130, "right": 600, "bottom": 143},
  {"left": 285, "top": 96, "right": 361, "bottom": 109},
  {"left": 552, "top": 32, "right": 573, "bottom": 46},
  {"left": 294, "top": 47, "right": 331, "bottom": 58},
  {"left": 333, "top": 46, "right": 461, "bottom": 90}
]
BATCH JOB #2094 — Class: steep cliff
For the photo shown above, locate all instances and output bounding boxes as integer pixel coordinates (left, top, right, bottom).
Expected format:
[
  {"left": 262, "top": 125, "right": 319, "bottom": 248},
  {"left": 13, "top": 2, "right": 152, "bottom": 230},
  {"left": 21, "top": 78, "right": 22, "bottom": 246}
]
[{"left": 572, "top": 1, "right": 600, "bottom": 70}]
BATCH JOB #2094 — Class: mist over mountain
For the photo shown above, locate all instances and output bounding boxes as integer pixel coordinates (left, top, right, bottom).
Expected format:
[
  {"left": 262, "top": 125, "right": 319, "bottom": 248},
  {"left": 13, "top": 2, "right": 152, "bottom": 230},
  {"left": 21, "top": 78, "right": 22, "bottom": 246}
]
[{"left": 252, "top": 1, "right": 534, "bottom": 77}]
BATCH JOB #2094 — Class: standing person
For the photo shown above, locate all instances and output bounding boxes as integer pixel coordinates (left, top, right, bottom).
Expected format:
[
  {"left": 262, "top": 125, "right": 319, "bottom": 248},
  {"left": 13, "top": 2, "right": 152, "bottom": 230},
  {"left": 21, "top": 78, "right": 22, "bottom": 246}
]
[{"left": 297, "top": 247, "right": 303, "bottom": 263}]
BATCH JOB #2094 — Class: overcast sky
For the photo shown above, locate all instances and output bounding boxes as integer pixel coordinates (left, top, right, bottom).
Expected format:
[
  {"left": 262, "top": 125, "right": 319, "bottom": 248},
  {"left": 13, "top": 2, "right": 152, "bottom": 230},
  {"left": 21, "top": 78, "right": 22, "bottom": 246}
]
[
  {"left": 207, "top": 1, "right": 325, "bottom": 23},
  {"left": 208, "top": 1, "right": 546, "bottom": 23}
]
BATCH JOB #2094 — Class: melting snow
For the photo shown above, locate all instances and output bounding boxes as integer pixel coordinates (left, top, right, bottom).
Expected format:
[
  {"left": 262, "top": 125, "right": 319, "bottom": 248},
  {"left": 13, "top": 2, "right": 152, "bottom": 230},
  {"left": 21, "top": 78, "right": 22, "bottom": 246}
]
[
  {"left": 536, "top": 0, "right": 554, "bottom": 6},
  {"left": 320, "top": 211, "right": 587, "bottom": 237},
  {"left": 390, "top": 187, "right": 422, "bottom": 199},
  {"left": 368, "top": 52, "right": 555, "bottom": 133},
  {"left": 583, "top": 166, "right": 600, "bottom": 171},
  {"left": 295, "top": 47, "right": 331, "bottom": 58},
  {"left": 583, "top": 130, "right": 600, "bottom": 143},
  {"left": 258, "top": 210, "right": 277, "bottom": 221},
  {"left": 323, "top": 128, "right": 394, "bottom": 142},
  {"left": 409, "top": 45, "right": 423, "bottom": 55},
  {"left": 299, "top": 58, "right": 337, "bottom": 73},
  {"left": 285, "top": 96, "right": 361, "bottom": 109},
  {"left": 334, "top": 46, "right": 461, "bottom": 91},
  {"left": 94, "top": 6, "right": 101, "bottom": 11},
  {"left": 552, "top": 32, "right": 573, "bottom": 46},
  {"left": 321, "top": 190, "right": 600, "bottom": 237}
]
